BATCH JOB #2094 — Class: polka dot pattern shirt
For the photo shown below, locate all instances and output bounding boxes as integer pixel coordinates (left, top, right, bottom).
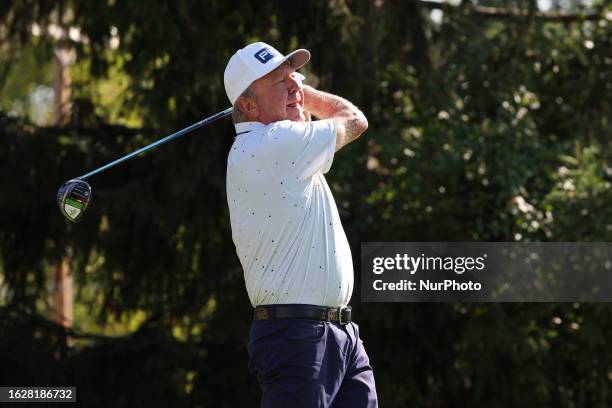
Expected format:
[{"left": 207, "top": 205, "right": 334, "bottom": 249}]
[{"left": 226, "top": 119, "right": 353, "bottom": 307}]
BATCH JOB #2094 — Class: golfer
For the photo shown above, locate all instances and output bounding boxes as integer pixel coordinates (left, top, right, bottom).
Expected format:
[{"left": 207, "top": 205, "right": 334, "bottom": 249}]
[{"left": 224, "top": 41, "right": 378, "bottom": 407}]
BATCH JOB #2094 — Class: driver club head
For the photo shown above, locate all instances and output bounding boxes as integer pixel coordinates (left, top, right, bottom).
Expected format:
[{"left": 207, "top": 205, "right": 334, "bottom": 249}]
[{"left": 57, "top": 179, "right": 92, "bottom": 222}]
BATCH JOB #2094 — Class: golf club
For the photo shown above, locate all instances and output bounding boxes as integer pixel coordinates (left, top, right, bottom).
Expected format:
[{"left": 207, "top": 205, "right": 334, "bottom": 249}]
[{"left": 57, "top": 107, "right": 233, "bottom": 222}]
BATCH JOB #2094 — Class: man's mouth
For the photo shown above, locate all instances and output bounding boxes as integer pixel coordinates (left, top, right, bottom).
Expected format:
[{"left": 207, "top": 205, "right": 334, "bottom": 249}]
[{"left": 287, "top": 96, "right": 301, "bottom": 109}]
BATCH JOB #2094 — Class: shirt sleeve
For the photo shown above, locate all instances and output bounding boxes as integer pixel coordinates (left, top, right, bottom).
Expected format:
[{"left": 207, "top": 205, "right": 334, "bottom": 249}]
[{"left": 263, "top": 119, "right": 337, "bottom": 181}]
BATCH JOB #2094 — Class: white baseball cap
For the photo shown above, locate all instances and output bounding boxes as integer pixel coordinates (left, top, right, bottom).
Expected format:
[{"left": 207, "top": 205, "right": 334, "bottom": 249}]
[{"left": 224, "top": 42, "right": 310, "bottom": 105}]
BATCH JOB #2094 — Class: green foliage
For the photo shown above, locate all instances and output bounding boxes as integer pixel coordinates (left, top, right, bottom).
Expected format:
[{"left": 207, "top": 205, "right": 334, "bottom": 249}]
[
  {"left": 0, "top": 42, "right": 53, "bottom": 122},
  {"left": 1, "top": 0, "right": 611, "bottom": 406}
]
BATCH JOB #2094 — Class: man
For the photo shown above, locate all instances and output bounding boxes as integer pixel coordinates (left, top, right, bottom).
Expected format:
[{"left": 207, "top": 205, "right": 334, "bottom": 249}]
[{"left": 224, "top": 41, "right": 377, "bottom": 407}]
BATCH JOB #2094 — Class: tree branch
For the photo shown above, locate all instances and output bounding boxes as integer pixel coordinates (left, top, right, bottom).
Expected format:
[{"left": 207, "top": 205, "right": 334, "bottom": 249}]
[{"left": 416, "top": 0, "right": 604, "bottom": 22}]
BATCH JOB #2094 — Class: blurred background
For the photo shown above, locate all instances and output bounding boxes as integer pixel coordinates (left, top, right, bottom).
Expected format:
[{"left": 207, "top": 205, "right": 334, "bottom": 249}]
[{"left": 1, "top": 0, "right": 611, "bottom": 406}]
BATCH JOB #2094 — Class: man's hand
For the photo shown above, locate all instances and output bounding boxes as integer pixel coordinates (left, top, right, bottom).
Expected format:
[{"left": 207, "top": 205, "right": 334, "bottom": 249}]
[
  {"left": 302, "top": 85, "right": 368, "bottom": 151},
  {"left": 294, "top": 72, "right": 306, "bottom": 86},
  {"left": 293, "top": 73, "right": 311, "bottom": 121}
]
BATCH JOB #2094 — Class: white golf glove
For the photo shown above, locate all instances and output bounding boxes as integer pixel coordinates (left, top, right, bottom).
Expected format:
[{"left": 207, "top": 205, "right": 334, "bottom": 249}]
[
  {"left": 293, "top": 72, "right": 310, "bottom": 121},
  {"left": 294, "top": 72, "right": 306, "bottom": 87}
]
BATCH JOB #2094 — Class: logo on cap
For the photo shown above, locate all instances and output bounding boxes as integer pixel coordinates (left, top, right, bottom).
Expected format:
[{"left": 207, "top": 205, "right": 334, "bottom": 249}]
[{"left": 254, "top": 48, "right": 274, "bottom": 64}]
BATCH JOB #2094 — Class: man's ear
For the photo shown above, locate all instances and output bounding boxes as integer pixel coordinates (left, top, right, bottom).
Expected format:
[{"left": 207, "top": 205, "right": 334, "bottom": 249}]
[{"left": 236, "top": 96, "right": 259, "bottom": 121}]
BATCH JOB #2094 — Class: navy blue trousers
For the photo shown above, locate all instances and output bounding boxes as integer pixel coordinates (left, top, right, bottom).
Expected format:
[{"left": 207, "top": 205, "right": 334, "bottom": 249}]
[{"left": 248, "top": 313, "right": 378, "bottom": 407}]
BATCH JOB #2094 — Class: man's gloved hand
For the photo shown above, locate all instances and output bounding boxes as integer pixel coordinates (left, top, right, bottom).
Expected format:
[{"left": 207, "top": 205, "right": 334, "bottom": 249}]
[
  {"left": 294, "top": 72, "right": 306, "bottom": 87},
  {"left": 294, "top": 72, "right": 311, "bottom": 121}
]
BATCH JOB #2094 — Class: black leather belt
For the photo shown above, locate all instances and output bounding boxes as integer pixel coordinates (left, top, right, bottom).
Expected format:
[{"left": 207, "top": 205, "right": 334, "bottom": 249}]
[{"left": 253, "top": 304, "right": 352, "bottom": 325}]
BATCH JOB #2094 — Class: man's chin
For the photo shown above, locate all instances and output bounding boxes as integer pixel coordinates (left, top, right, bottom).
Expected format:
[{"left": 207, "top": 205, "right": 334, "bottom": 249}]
[{"left": 287, "top": 107, "right": 305, "bottom": 122}]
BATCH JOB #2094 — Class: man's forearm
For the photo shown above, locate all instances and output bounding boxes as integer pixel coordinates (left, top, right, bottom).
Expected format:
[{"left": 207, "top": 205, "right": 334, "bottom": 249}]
[
  {"left": 303, "top": 86, "right": 356, "bottom": 119},
  {"left": 302, "top": 85, "right": 368, "bottom": 150}
]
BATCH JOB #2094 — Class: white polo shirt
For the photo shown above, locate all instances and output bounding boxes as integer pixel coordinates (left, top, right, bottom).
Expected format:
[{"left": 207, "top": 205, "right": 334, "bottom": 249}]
[{"left": 226, "top": 119, "right": 354, "bottom": 307}]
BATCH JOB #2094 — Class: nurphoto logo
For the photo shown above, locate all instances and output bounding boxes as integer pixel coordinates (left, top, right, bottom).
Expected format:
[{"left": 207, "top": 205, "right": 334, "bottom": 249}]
[{"left": 362, "top": 242, "right": 612, "bottom": 302}]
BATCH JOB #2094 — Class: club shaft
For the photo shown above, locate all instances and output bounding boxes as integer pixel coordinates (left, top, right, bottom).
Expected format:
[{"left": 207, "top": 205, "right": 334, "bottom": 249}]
[{"left": 78, "top": 107, "right": 233, "bottom": 180}]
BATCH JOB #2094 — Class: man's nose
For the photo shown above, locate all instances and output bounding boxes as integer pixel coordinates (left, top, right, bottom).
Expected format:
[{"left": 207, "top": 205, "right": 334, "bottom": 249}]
[
  {"left": 293, "top": 73, "right": 305, "bottom": 87},
  {"left": 287, "top": 75, "right": 301, "bottom": 93}
]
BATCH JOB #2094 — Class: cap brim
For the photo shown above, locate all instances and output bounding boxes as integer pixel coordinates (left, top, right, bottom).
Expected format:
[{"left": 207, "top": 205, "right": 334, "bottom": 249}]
[
  {"left": 285, "top": 49, "right": 310, "bottom": 70},
  {"left": 227, "top": 48, "right": 311, "bottom": 104}
]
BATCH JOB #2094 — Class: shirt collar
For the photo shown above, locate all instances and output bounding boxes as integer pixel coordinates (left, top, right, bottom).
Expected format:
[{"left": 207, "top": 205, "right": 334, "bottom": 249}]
[{"left": 234, "top": 121, "right": 267, "bottom": 135}]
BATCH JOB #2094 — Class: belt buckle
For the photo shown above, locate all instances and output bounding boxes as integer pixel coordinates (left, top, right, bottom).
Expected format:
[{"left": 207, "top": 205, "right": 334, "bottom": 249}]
[{"left": 338, "top": 306, "right": 351, "bottom": 325}]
